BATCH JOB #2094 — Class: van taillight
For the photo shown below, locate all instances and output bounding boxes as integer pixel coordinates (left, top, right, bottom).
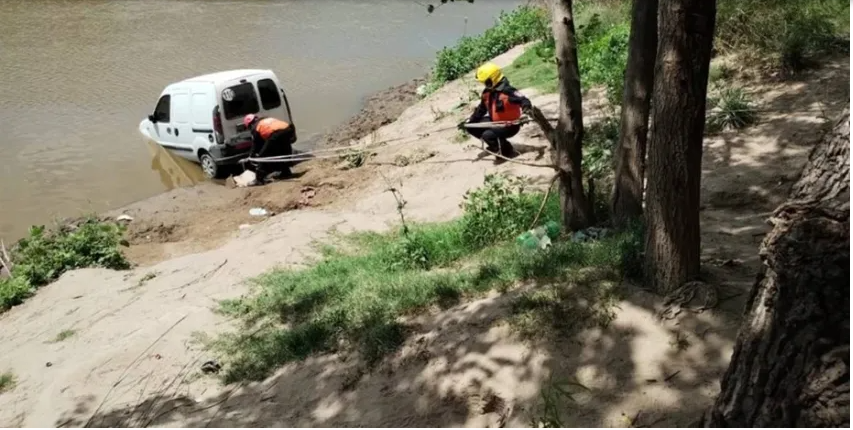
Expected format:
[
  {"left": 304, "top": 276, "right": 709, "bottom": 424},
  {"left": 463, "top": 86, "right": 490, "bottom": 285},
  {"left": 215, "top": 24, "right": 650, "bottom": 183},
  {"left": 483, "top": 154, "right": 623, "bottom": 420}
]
[{"left": 212, "top": 107, "right": 223, "bottom": 135}]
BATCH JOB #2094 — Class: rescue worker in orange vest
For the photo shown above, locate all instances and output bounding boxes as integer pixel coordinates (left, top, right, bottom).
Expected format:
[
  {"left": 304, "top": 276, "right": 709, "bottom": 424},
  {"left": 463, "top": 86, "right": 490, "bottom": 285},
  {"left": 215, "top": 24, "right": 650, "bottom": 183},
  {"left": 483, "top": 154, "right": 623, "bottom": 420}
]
[
  {"left": 458, "top": 62, "right": 532, "bottom": 163},
  {"left": 243, "top": 114, "right": 296, "bottom": 180}
]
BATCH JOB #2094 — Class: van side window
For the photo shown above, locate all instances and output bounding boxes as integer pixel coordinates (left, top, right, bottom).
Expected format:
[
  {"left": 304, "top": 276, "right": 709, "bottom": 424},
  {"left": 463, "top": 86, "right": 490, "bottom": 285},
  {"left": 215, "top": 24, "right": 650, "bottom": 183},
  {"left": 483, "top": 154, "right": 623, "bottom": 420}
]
[
  {"left": 222, "top": 83, "right": 260, "bottom": 120},
  {"left": 257, "top": 79, "right": 282, "bottom": 110},
  {"left": 154, "top": 95, "right": 171, "bottom": 122}
]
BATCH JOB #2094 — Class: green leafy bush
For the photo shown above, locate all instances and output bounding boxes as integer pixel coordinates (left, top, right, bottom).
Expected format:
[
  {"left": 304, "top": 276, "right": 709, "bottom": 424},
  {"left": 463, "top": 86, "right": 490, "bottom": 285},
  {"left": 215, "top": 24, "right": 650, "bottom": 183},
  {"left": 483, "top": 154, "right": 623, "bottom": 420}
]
[
  {"left": 0, "top": 277, "right": 33, "bottom": 310},
  {"left": 430, "top": 6, "right": 550, "bottom": 88},
  {"left": 504, "top": 14, "right": 629, "bottom": 106},
  {"left": 0, "top": 218, "right": 130, "bottom": 311},
  {"left": 576, "top": 16, "right": 630, "bottom": 106},
  {"left": 459, "top": 174, "right": 559, "bottom": 248}
]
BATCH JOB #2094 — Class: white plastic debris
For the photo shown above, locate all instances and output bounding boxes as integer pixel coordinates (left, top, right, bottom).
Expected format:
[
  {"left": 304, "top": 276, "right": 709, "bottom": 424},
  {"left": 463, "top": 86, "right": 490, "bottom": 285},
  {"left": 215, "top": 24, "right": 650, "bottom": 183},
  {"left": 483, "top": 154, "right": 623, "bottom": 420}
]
[
  {"left": 249, "top": 208, "right": 268, "bottom": 217},
  {"left": 116, "top": 214, "right": 134, "bottom": 222},
  {"left": 233, "top": 170, "right": 258, "bottom": 187}
]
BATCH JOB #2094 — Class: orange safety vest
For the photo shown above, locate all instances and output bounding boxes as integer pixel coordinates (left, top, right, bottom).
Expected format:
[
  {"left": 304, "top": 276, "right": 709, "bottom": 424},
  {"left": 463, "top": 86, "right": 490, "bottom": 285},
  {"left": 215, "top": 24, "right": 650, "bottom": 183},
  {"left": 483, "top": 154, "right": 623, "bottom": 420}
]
[
  {"left": 255, "top": 117, "right": 291, "bottom": 140},
  {"left": 483, "top": 91, "right": 523, "bottom": 122}
]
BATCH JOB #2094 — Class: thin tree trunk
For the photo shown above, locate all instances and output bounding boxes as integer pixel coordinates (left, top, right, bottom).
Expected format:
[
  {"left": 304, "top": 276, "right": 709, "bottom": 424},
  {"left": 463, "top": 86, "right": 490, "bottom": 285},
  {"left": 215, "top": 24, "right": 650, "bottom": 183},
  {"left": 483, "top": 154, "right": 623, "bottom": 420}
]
[
  {"left": 611, "top": 0, "right": 657, "bottom": 226},
  {"left": 549, "top": 0, "right": 593, "bottom": 230},
  {"left": 643, "top": 0, "right": 716, "bottom": 294},
  {"left": 699, "top": 107, "right": 850, "bottom": 427}
]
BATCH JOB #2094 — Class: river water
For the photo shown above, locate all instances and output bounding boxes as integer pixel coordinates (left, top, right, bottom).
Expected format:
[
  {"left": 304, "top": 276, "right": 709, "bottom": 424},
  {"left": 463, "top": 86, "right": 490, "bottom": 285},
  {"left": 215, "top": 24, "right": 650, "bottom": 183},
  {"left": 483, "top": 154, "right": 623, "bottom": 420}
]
[{"left": 0, "top": 0, "right": 520, "bottom": 241}]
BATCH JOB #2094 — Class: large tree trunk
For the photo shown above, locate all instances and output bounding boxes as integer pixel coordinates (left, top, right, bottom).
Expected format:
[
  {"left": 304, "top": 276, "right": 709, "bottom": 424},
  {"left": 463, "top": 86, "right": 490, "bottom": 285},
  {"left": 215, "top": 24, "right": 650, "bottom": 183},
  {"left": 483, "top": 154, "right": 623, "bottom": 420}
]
[
  {"left": 549, "top": 0, "right": 593, "bottom": 230},
  {"left": 643, "top": 0, "right": 716, "bottom": 293},
  {"left": 699, "top": 108, "right": 850, "bottom": 427},
  {"left": 611, "top": 0, "right": 658, "bottom": 227}
]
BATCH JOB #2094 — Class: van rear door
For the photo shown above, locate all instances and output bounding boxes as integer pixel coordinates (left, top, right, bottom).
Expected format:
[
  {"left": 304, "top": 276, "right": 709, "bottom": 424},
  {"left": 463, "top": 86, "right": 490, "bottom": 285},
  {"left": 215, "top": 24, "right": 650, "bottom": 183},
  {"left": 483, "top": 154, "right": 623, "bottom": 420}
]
[
  {"left": 217, "top": 79, "right": 261, "bottom": 138},
  {"left": 255, "top": 76, "right": 293, "bottom": 125}
]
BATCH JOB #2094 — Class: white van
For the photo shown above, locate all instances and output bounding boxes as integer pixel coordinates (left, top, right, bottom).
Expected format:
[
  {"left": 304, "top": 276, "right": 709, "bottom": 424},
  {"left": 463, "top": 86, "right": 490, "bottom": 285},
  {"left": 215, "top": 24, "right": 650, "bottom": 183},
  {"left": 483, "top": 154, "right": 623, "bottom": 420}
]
[{"left": 138, "top": 69, "right": 296, "bottom": 179}]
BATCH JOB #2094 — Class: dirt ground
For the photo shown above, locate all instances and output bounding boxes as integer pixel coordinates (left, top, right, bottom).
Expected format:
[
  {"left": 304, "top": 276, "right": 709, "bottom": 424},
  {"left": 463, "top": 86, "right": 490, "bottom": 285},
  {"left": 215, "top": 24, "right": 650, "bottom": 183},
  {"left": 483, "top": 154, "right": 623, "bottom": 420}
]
[
  {"left": 0, "top": 44, "right": 847, "bottom": 428},
  {"left": 321, "top": 76, "right": 428, "bottom": 147}
]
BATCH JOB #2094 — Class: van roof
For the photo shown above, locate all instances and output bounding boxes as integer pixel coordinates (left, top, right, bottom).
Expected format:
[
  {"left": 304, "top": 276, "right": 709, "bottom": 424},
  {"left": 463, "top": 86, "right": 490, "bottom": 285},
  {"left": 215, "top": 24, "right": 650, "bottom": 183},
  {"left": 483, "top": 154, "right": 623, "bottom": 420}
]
[{"left": 180, "top": 69, "right": 272, "bottom": 84}]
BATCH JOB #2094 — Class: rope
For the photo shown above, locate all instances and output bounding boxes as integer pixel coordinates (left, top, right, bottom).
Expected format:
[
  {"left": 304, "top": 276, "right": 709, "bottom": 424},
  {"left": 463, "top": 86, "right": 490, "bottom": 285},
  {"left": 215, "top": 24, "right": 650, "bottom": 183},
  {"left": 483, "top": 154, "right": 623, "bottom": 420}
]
[{"left": 243, "top": 117, "right": 540, "bottom": 164}]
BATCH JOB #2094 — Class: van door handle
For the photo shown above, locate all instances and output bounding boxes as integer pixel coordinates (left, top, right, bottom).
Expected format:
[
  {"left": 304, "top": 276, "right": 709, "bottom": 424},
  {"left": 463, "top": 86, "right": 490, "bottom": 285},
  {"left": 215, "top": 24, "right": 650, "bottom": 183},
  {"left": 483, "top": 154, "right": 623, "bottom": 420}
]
[
  {"left": 167, "top": 127, "right": 172, "bottom": 134},
  {"left": 175, "top": 128, "right": 180, "bottom": 137}
]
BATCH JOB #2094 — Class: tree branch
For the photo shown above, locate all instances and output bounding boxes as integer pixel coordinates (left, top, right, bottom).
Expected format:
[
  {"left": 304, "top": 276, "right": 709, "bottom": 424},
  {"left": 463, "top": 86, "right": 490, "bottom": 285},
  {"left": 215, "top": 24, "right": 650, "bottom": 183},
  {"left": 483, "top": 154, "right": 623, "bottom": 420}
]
[{"left": 529, "top": 106, "right": 556, "bottom": 150}]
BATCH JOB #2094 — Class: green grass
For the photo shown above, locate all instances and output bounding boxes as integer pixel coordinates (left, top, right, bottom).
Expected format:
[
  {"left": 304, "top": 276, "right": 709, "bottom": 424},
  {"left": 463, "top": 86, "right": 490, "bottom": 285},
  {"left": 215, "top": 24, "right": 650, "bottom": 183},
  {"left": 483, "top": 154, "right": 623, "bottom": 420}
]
[
  {"left": 50, "top": 329, "right": 77, "bottom": 343},
  {"left": 0, "top": 217, "right": 130, "bottom": 312},
  {"left": 208, "top": 175, "right": 643, "bottom": 383},
  {"left": 504, "top": 11, "right": 630, "bottom": 105},
  {"left": 427, "top": 5, "right": 551, "bottom": 93},
  {"left": 716, "top": 0, "right": 850, "bottom": 73},
  {"left": 0, "top": 371, "right": 16, "bottom": 394}
]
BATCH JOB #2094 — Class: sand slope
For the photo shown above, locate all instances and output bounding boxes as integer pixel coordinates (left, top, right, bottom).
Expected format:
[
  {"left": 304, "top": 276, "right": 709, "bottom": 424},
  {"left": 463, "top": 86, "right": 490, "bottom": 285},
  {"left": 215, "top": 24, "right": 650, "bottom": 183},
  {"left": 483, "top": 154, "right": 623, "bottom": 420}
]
[{"left": 0, "top": 45, "right": 847, "bottom": 427}]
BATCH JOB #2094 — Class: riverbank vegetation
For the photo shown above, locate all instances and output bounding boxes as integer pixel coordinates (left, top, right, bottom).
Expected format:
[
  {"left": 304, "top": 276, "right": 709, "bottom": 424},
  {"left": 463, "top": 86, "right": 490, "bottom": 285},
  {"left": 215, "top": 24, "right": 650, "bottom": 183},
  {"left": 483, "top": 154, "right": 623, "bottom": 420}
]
[
  {"left": 0, "top": 218, "right": 129, "bottom": 311},
  {"left": 209, "top": 174, "right": 641, "bottom": 382}
]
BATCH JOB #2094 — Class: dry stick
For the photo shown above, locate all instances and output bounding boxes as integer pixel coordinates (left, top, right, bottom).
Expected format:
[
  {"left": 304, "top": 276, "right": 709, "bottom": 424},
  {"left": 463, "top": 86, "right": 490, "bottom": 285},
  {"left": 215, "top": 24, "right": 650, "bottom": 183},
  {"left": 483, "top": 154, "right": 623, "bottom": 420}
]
[
  {"left": 529, "top": 174, "right": 560, "bottom": 229},
  {"left": 84, "top": 315, "right": 189, "bottom": 428},
  {"left": 138, "top": 356, "right": 202, "bottom": 427},
  {"left": 0, "top": 239, "right": 12, "bottom": 277}
]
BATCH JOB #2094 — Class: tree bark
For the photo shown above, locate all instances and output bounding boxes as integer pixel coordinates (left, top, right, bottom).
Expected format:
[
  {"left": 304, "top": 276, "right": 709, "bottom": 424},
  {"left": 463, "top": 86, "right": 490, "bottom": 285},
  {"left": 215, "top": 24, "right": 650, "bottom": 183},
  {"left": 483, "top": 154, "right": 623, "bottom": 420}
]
[
  {"left": 699, "top": 108, "right": 850, "bottom": 428},
  {"left": 549, "top": 0, "right": 593, "bottom": 230},
  {"left": 643, "top": 0, "right": 716, "bottom": 294},
  {"left": 611, "top": 0, "right": 658, "bottom": 226}
]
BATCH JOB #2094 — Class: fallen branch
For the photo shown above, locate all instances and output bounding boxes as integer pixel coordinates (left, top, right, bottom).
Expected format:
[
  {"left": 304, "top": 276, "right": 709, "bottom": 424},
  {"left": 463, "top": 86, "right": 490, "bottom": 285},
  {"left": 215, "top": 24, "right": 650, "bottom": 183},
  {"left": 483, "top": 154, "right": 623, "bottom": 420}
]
[{"left": 0, "top": 239, "right": 12, "bottom": 278}]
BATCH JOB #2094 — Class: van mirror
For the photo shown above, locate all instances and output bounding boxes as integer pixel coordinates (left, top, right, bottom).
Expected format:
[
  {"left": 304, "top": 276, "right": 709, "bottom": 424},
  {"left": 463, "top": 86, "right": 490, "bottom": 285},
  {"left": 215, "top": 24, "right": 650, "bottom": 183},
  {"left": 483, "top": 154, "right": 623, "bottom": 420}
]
[{"left": 148, "top": 114, "right": 157, "bottom": 123}]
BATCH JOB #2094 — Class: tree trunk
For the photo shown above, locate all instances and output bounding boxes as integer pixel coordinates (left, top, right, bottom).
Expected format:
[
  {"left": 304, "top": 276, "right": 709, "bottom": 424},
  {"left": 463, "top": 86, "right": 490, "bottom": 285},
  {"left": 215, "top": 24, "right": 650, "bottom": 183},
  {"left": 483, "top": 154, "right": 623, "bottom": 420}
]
[
  {"left": 643, "top": 0, "right": 716, "bottom": 294},
  {"left": 699, "top": 108, "right": 850, "bottom": 428},
  {"left": 549, "top": 0, "right": 593, "bottom": 230},
  {"left": 611, "top": 0, "right": 658, "bottom": 226}
]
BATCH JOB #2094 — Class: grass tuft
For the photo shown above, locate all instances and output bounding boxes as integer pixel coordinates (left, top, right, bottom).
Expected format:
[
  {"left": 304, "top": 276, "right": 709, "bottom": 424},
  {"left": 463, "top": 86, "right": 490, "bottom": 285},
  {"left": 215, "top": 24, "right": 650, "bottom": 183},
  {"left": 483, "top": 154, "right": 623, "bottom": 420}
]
[
  {"left": 51, "top": 329, "right": 77, "bottom": 343},
  {"left": 0, "top": 371, "right": 16, "bottom": 394},
  {"left": 707, "top": 86, "right": 759, "bottom": 133}
]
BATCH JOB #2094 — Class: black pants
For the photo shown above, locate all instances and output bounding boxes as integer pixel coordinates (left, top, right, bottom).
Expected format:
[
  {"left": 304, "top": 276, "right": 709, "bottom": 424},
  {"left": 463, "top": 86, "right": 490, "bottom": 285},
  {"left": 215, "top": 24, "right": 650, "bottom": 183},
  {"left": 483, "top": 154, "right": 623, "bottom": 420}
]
[
  {"left": 465, "top": 123, "right": 520, "bottom": 156},
  {"left": 255, "top": 128, "right": 295, "bottom": 177}
]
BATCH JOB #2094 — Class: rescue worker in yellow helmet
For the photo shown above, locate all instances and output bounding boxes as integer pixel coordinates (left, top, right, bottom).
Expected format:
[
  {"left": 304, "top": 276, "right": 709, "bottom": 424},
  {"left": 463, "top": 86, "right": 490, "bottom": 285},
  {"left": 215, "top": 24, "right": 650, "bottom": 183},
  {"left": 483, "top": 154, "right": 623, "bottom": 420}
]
[
  {"left": 458, "top": 62, "right": 532, "bottom": 163},
  {"left": 244, "top": 114, "right": 296, "bottom": 181}
]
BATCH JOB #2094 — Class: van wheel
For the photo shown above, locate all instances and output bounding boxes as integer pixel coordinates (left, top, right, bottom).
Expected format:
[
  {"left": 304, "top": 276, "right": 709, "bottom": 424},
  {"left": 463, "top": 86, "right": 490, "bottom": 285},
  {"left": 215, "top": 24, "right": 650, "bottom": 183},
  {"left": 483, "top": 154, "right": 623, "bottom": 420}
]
[{"left": 199, "top": 151, "right": 221, "bottom": 179}]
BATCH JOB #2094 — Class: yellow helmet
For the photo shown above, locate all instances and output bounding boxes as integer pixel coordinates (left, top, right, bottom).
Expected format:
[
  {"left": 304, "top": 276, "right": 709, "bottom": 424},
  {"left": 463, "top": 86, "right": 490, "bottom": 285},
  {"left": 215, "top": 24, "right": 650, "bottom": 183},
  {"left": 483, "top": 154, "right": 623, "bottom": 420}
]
[{"left": 475, "top": 62, "right": 504, "bottom": 87}]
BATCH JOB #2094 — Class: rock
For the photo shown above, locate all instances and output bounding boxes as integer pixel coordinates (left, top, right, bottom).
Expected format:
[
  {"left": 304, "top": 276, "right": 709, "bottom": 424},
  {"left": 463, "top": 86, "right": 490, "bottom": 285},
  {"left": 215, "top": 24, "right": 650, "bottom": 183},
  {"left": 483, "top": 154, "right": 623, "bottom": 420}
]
[{"left": 201, "top": 360, "right": 221, "bottom": 374}]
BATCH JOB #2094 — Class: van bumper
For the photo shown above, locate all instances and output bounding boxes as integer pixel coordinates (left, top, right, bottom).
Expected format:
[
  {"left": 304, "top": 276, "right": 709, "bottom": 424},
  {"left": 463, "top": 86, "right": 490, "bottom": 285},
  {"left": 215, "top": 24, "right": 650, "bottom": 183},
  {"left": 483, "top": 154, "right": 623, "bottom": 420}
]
[{"left": 209, "top": 145, "right": 250, "bottom": 165}]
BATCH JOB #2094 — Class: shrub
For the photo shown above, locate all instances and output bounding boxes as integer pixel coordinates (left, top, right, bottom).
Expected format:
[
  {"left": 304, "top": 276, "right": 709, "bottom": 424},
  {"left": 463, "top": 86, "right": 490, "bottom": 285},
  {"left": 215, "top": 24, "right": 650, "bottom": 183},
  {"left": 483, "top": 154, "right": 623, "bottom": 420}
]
[
  {"left": 716, "top": 0, "right": 849, "bottom": 73},
  {"left": 706, "top": 86, "right": 759, "bottom": 132},
  {"left": 430, "top": 6, "right": 550, "bottom": 88},
  {"left": 459, "top": 174, "right": 560, "bottom": 248},
  {"left": 504, "top": 13, "right": 629, "bottom": 106},
  {"left": 0, "top": 218, "right": 130, "bottom": 311},
  {"left": 576, "top": 15, "right": 630, "bottom": 106}
]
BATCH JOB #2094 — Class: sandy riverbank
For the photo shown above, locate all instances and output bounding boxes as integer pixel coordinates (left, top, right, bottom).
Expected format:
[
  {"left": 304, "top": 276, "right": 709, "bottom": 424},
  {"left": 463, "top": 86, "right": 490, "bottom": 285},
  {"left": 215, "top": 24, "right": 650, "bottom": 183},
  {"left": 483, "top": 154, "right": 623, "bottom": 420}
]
[
  {"left": 101, "top": 76, "right": 427, "bottom": 267},
  {"left": 0, "top": 43, "right": 848, "bottom": 427}
]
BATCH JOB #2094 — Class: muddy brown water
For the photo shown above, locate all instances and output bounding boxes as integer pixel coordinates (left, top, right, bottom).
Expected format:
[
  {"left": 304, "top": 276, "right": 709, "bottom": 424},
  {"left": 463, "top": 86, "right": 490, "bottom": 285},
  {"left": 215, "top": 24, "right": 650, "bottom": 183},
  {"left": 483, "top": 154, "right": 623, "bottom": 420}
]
[{"left": 0, "top": 0, "right": 520, "bottom": 241}]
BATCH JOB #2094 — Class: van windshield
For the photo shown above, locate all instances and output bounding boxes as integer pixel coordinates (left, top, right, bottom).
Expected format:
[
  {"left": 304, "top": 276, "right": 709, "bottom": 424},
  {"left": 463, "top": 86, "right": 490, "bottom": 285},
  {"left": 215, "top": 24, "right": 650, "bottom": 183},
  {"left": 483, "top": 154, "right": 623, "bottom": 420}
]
[{"left": 221, "top": 82, "right": 260, "bottom": 120}]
